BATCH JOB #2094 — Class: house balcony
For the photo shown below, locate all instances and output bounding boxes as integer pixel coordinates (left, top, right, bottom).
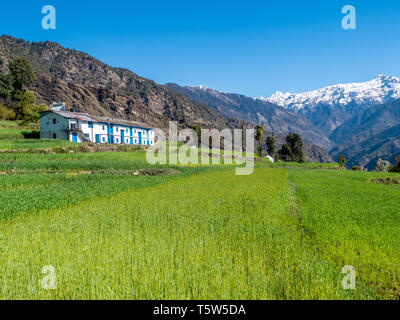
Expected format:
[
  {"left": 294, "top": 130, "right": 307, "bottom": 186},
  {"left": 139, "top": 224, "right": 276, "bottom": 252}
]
[{"left": 68, "top": 123, "right": 82, "bottom": 131}]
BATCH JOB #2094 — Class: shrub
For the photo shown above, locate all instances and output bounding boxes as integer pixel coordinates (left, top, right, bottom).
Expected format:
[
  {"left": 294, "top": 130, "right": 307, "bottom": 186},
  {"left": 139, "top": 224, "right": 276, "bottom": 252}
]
[
  {"left": 374, "top": 158, "right": 392, "bottom": 172},
  {"left": 21, "top": 130, "right": 40, "bottom": 139},
  {"left": 352, "top": 166, "right": 362, "bottom": 171},
  {"left": 389, "top": 155, "right": 400, "bottom": 173},
  {"left": 338, "top": 155, "right": 346, "bottom": 168},
  {"left": 0, "top": 103, "right": 16, "bottom": 120}
]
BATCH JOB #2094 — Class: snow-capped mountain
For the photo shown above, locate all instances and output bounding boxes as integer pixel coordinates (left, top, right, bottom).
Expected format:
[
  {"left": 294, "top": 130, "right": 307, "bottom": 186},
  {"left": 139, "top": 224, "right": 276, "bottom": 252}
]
[
  {"left": 262, "top": 75, "right": 400, "bottom": 135},
  {"left": 166, "top": 78, "right": 400, "bottom": 168},
  {"left": 165, "top": 82, "right": 335, "bottom": 152},
  {"left": 263, "top": 74, "right": 400, "bottom": 112}
]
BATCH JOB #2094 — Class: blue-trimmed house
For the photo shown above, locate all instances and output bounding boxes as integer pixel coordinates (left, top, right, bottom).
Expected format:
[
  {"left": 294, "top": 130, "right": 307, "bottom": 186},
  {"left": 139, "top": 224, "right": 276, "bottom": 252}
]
[{"left": 40, "top": 109, "right": 155, "bottom": 145}]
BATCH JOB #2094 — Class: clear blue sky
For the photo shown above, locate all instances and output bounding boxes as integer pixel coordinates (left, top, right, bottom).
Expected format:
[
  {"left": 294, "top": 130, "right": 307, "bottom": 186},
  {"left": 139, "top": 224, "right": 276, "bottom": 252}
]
[{"left": 1, "top": 0, "right": 400, "bottom": 97}]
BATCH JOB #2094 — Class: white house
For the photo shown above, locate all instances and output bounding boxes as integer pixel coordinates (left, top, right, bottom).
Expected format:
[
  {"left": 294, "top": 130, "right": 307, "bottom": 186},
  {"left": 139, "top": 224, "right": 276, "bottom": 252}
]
[{"left": 40, "top": 109, "right": 155, "bottom": 146}]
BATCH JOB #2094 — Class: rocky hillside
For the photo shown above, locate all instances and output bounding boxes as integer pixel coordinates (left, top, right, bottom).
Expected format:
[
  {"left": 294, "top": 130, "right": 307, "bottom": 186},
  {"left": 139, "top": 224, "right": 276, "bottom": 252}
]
[
  {"left": 330, "top": 99, "right": 400, "bottom": 169},
  {"left": 165, "top": 83, "right": 333, "bottom": 150},
  {"left": 0, "top": 35, "right": 333, "bottom": 163},
  {"left": 0, "top": 35, "right": 237, "bottom": 131}
]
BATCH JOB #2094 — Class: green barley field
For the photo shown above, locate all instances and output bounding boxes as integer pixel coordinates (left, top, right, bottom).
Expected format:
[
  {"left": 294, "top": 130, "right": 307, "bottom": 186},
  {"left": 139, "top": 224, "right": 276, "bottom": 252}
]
[{"left": 0, "top": 132, "right": 399, "bottom": 299}]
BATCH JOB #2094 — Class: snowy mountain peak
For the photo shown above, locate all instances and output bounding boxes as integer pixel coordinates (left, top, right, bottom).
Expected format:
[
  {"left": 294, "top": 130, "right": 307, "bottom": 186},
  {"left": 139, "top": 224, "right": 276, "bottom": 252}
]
[{"left": 263, "top": 75, "right": 400, "bottom": 111}]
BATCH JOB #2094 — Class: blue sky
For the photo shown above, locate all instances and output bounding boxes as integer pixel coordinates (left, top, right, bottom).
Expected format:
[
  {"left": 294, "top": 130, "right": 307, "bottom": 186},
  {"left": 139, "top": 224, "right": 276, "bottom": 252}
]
[{"left": 1, "top": 0, "right": 400, "bottom": 97}]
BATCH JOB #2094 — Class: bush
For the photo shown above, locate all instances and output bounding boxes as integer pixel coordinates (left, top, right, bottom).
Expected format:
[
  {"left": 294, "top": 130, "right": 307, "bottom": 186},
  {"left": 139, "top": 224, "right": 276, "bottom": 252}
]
[
  {"left": 21, "top": 130, "right": 40, "bottom": 139},
  {"left": 338, "top": 155, "right": 346, "bottom": 168},
  {"left": 374, "top": 158, "right": 392, "bottom": 172},
  {"left": 0, "top": 103, "right": 16, "bottom": 120},
  {"left": 352, "top": 166, "right": 362, "bottom": 171},
  {"left": 389, "top": 155, "right": 400, "bottom": 172}
]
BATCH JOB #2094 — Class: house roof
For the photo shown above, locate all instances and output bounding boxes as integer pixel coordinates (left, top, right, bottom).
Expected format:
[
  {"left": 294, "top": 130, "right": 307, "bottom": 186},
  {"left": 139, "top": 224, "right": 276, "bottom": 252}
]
[{"left": 41, "top": 110, "right": 152, "bottom": 129}]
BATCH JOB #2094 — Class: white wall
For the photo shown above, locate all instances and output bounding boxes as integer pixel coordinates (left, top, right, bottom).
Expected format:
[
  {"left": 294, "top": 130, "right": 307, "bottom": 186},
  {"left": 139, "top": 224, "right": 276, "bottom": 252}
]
[
  {"left": 80, "top": 122, "right": 155, "bottom": 145},
  {"left": 41, "top": 112, "right": 155, "bottom": 145}
]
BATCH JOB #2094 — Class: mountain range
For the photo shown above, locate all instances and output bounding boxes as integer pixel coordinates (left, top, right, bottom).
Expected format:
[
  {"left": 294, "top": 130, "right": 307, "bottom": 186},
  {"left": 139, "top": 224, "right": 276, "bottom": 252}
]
[
  {"left": 165, "top": 83, "right": 333, "bottom": 150},
  {"left": 1, "top": 34, "right": 399, "bottom": 168},
  {"left": 0, "top": 35, "right": 237, "bottom": 132},
  {"left": 167, "top": 75, "right": 400, "bottom": 170},
  {"left": 0, "top": 35, "right": 331, "bottom": 163},
  {"left": 264, "top": 74, "right": 400, "bottom": 136}
]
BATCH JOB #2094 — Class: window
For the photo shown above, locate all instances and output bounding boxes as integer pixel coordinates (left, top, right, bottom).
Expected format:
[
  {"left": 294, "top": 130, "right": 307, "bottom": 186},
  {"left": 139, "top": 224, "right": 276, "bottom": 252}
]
[
  {"left": 52, "top": 133, "right": 57, "bottom": 139},
  {"left": 102, "top": 137, "right": 105, "bottom": 142},
  {"left": 126, "top": 139, "right": 129, "bottom": 143},
  {"left": 102, "top": 126, "right": 105, "bottom": 130},
  {"left": 116, "top": 127, "right": 119, "bottom": 132},
  {"left": 135, "top": 139, "right": 137, "bottom": 143},
  {"left": 116, "top": 138, "right": 119, "bottom": 143},
  {"left": 53, "top": 119, "right": 56, "bottom": 124}
]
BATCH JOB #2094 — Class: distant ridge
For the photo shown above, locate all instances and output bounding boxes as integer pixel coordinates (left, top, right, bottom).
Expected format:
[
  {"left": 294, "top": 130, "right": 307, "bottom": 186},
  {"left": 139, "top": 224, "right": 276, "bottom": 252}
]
[
  {"left": 165, "top": 83, "right": 333, "bottom": 150},
  {"left": 262, "top": 74, "right": 400, "bottom": 135}
]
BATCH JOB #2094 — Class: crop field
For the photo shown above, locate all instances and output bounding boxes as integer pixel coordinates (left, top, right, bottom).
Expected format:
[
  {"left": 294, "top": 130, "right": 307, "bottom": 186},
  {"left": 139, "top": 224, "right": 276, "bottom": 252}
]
[{"left": 0, "top": 140, "right": 399, "bottom": 299}]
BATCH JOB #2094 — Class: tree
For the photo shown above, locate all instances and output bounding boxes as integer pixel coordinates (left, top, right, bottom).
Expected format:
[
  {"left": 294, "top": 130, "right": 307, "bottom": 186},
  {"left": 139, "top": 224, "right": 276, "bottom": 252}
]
[
  {"left": 255, "top": 125, "right": 264, "bottom": 156},
  {"left": 240, "top": 124, "right": 245, "bottom": 153},
  {"left": 9, "top": 57, "right": 35, "bottom": 91},
  {"left": 17, "top": 91, "right": 47, "bottom": 124},
  {"left": 278, "top": 143, "right": 292, "bottom": 162},
  {"left": 191, "top": 125, "right": 202, "bottom": 147},
  {"left": 286, "top": 133, "right": 306, "bottom": 163},
  {"left": 266, "top": 136, "right": 277, "bottom": 158},
  {"left": 0, "top": 73, "right": 13, "bottom": 99},
  {"left": 391, "top": 155, "right": 400, "bottom": 173},
  {"left": 278, "top": 133, "right": 306, "bottom": 163},
  {"left": 338, "top": 155, "right": 347, "bottom": 168}
]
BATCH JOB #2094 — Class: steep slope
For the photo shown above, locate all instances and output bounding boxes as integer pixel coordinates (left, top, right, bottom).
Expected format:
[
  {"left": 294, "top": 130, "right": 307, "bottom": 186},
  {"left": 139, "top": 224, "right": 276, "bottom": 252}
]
[
  {"left": 0, "top": 35, "right": 236, "bottom": 131},
  {"left": 330, "top": 99, "right": 400, "bottom": 169},
  {"left": 165, "top": 83, "right": 333, "bottom": 150},
  {"left": 0, "top": 35, "right": 333, "bottom": 163},
  {"left": 264, "top": 75, "right": 400, "bottom": 135}
]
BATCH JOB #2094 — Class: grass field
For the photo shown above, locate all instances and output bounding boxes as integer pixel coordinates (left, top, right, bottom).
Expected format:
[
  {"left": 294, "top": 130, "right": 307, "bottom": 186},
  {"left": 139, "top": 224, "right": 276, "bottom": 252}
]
[
  {"left": 0, "top": 120, "right": 39, "bottom": 141},
  {"left": 0, "top": 135, "right": 399, "bottom": 299}
]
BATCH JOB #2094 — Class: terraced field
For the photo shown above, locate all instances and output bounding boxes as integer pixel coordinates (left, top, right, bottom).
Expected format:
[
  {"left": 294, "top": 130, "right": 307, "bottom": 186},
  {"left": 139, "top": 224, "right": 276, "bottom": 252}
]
[{"left": 0, "top": 138, "right": 399, "bottom": 299}]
